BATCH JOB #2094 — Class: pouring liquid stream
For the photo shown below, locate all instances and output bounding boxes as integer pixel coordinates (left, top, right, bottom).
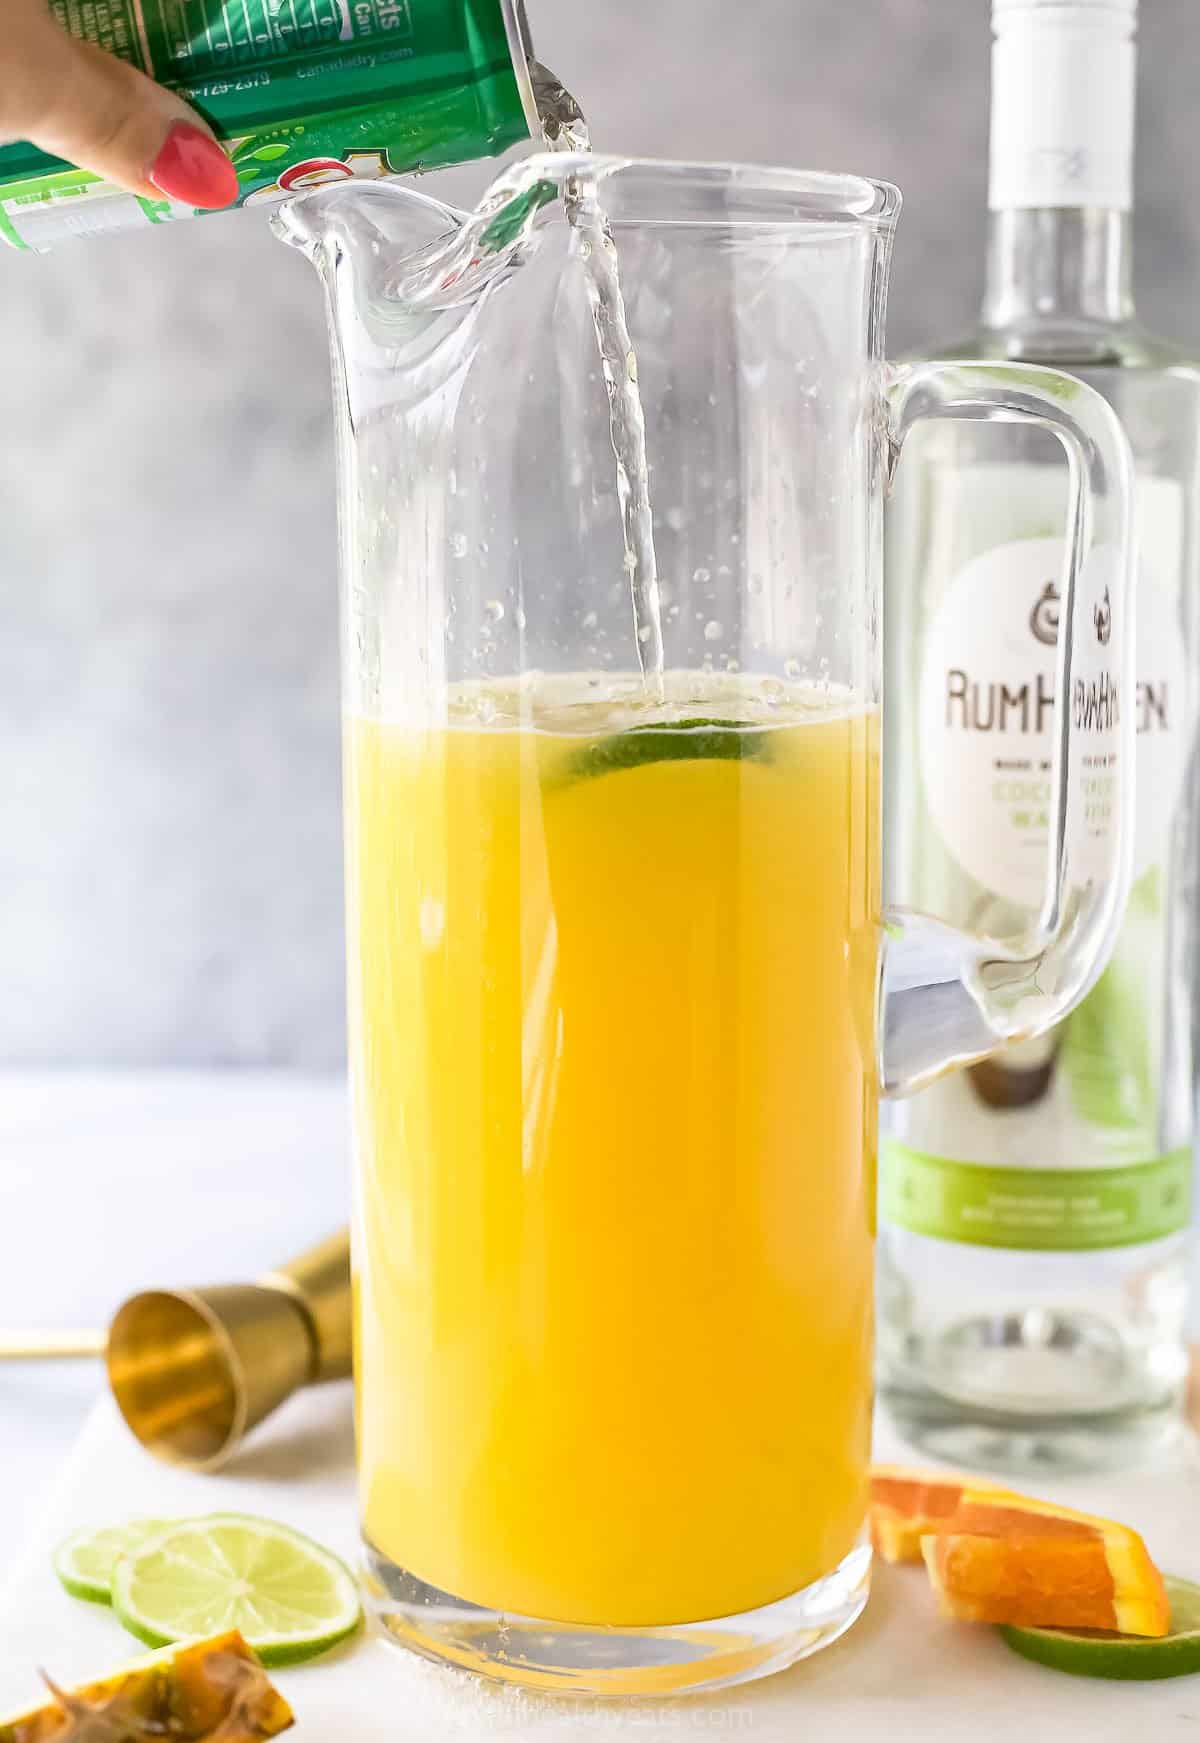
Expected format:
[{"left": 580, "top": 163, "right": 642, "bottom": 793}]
[
  {"left": 374, "top": 68, "right": 664, "bottom": 700},
  {"left": 533, "top": 66, "right": 665, "bottom": 700}
]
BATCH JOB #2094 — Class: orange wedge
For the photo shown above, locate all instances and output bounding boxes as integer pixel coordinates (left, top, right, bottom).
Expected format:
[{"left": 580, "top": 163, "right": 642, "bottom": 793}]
[
  {"left": 921, "top": 1492, "right": 1169, "bottom": 1637},
  {"left": 869, "top": 1464, "right": 1013, "bottom": 1564}
]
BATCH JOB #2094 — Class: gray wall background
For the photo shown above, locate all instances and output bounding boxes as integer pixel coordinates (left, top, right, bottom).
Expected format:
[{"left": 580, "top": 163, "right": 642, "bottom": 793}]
[{"left": 1, "top": 0, "right": 1197, "bottom": 1068}]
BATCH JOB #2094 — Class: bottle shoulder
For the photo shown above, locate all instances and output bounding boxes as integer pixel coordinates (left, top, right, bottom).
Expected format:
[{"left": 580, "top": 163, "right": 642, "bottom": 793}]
[{"left": 902, "top": 321, "right": 1200, "bottom": 378}]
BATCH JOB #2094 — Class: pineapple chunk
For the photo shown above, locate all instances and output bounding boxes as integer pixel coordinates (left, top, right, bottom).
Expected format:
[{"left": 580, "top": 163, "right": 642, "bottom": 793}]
[{"left": 0, "top": 1630, "right": 294, "bottom": 1741}]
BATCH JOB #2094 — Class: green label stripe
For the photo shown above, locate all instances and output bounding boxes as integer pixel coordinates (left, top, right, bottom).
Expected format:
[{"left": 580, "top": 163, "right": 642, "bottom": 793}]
[{"left": 880, "top": 1139, "right": 1193, "bottom": 1251}]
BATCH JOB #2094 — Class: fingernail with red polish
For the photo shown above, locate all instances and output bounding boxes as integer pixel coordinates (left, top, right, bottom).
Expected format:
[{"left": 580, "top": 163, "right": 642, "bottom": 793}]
[{"left": 149, "top": 122, "right": 239, "bottom": 210}]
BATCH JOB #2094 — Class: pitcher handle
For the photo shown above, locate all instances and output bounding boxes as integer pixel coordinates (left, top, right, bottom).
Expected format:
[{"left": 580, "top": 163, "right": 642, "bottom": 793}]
[{"left": 880, "top": 360, "right": 1135, "bottom": 1097}]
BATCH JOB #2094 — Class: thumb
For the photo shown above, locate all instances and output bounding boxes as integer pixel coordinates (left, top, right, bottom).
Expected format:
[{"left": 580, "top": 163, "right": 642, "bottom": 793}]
[{"left": 8, "top": 9, "right": 239, "bottom": 209}]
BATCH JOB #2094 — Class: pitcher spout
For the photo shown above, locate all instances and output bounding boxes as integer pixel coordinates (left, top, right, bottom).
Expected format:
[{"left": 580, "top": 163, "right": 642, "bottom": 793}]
[{"left": 271, "top": 179, "right": 467, "bottom": 281}]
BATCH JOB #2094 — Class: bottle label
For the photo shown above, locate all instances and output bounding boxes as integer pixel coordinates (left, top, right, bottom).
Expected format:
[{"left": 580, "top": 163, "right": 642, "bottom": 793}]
[
  {"left": 989, "top": 8, "right": 1135, "bottom": 211},
  {"left": 880, "top": 1139, "right": 1192, "bottom": 1250},
  {"left": 882, "top": 466, "right": 1192, "bottom": 1251},
  {"left": 917, "top": 478, "right": 1187, "bottom": 908}
]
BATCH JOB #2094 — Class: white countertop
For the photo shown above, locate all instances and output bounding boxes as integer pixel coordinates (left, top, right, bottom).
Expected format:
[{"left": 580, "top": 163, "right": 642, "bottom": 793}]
[{"left": 0, "top": 1072, "right": 349, "bottom": 1565}]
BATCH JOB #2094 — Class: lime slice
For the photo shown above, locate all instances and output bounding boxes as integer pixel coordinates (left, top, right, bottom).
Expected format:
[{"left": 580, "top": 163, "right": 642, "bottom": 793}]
[
  {"left": 111, "top": 1514, "right": 362, "bottom": 1666},
  {"left": 54, "top": 1519, "right": 174, "bottom": 1604},
  {"left": 561, "top": 717, "right": 771, "bottom": 786},
  {"left": 1000, "top": 1575, "right": 1200, "bottom": 1680}
]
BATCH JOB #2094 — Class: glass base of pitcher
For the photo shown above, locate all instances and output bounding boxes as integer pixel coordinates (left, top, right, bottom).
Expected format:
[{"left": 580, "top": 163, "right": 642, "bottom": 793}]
[
  {"left": 362, "top": 1538, "right": 871, "bottom": 1698},
  {"left": 880, "top": 1363, "right": 1185, "bottom": 1476}
]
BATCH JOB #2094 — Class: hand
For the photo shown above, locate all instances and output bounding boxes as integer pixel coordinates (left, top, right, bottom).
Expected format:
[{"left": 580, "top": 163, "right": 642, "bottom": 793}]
[{"left": 3, "top": 0, "right": 239, "bottom": 209}]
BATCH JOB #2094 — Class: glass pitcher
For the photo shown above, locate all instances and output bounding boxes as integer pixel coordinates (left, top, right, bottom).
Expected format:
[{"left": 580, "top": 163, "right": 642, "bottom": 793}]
[{"left": 276, "top": 155, "right": 1134, "bottom": 1698}]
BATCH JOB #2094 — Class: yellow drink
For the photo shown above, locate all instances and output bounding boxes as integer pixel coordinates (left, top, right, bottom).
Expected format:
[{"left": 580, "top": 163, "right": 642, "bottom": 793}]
[{"left": 346, "top": 678, "right": 879, "bottom": 1628}]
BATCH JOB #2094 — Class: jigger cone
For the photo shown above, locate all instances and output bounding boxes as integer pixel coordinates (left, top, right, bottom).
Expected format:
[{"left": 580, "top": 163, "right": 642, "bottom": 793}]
[{"left": 106, "top": 1232, "right": 351, "bottom": 1471}]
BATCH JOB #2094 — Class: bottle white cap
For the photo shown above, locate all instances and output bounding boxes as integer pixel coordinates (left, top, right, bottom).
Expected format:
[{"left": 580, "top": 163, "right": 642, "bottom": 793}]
[{"left": 989, "top": 0, "right": 1137, "bottom": 211}]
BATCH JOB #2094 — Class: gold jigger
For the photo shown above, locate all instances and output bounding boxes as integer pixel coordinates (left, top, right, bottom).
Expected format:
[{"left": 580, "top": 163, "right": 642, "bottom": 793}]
[{"left": 103, "top": 1232, "right": 352, "bottom": 1471}]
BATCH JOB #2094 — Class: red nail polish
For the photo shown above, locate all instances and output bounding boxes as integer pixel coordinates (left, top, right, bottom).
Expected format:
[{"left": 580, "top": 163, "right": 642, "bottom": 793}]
[{"left": 149, "top": 122, "right": 239, "bottom": 210}]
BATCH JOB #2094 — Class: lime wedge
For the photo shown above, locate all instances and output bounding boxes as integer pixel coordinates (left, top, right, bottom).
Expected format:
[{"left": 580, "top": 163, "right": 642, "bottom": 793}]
[
  {"left": 1000, "top": 1575, "right": 1200, "bottom": 1680},
  {"left": 561, "top": 717, "right": 770, "bottom": 785},
  {"left": 54, "top": 1519, "right": 174, "bottom": 1605},
  {"left": 111, "top": 1514, "right": 362, "bottom": 1666}
]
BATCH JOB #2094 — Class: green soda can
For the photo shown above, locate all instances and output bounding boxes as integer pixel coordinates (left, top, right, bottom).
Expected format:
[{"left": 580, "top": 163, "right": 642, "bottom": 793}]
[{"left": 0, "top": 0, "right": 539, "bottom": 252}]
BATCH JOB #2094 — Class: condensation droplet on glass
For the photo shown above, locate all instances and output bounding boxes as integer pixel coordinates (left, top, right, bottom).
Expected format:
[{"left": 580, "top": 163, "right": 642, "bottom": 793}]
[
  {"left": 514, "top": 608, "right": 527, "bottom": 631},
  {"left": 484, "top": 599, "right": 504, "bottom": 624},
  {"left": 623, "top": 552, "right": 637, "bottom": 574},
  {"left": 717, "top": 564, "right": 733, "bottom": 580},
  {"left": 763, "top": 677, "right": 785, "bottom": 705},
  {"left": 626, "top": 351, "right": 638, "bottom": 384},
  {"left": 476, "top": 694, "right": 497, "bottom": 722},
  {"left": 667, "top": 603, "right": 680, "bottom": 621},
  {"left": 724, "top": 656, "right": 741, "bottom": 672},
  {"left": 478, "top": 539, "right": 490, "bottom": 555},
  {"left": 693, "top": 566, "right": 711, "bottom": 585},
  {"left": 748, "top": 574, "right": 764, "bottom": 597},
  {"left": 703, "top": 620, "right": 723, "bottom": 642},
  {"left": 784, "top": 657, "right": 802, "bottom": 680},
  {"left": 666, "top": 506, "right": 686, "bottom": 532},
  {"left": 451, "top": 533, "right": 469, "bottom": 558},
  {"left": 582, "top": 609, "right": 599, "bottom": 630},
  {"left": 701, "top": 653, "right": 715, "bottom": 673},
  {"left": 638, "top": 624, "right": 652, "bottom": 643}
]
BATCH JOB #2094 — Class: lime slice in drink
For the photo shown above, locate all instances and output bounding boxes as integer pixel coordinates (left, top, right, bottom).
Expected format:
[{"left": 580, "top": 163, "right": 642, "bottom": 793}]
[
  {"left": 111, "top": 1514, "right": 362, "bottom": 1666},
  {"left": 1000, "top": 1575, "right": 1200, "bottom": 1680},
  {"left": 54, "top": 1519, "right": 174, "bottom": 1605},
  {"left": 561, "top": 717, "right": 771, "bottom": 786}
]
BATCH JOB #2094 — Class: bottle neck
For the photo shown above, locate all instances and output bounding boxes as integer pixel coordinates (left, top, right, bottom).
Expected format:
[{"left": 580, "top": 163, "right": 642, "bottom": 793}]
[
  {"left": 984, "top": 3, "right": 1137, "bottom": 353},
  {"left": 982, "top": 206, "right": 1135, "bottom": 340}
]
